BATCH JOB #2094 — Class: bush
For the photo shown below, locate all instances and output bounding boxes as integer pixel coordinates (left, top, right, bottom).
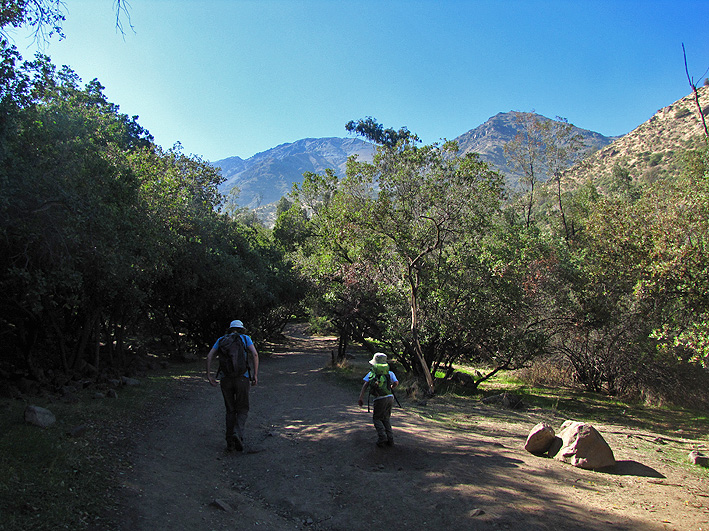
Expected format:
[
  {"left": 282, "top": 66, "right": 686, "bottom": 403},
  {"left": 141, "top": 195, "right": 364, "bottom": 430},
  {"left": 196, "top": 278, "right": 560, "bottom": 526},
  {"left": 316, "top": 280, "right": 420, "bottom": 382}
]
[
  {"left": 516, "top": 355, "right": 575, "bottom": 388},
  {"left": 307, "top": 316, "right": 333, "bottom": 335}
]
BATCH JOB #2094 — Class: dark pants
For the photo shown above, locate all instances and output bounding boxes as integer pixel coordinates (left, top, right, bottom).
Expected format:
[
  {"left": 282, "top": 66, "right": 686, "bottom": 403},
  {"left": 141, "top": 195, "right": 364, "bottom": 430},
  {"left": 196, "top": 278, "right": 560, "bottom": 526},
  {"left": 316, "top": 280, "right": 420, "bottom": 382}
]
[
  {"left": 372, "top": 395, "right": 394, "bottom": 443},
  {"left": 220, "top": 375, "right": 250, "bottom": 442}
]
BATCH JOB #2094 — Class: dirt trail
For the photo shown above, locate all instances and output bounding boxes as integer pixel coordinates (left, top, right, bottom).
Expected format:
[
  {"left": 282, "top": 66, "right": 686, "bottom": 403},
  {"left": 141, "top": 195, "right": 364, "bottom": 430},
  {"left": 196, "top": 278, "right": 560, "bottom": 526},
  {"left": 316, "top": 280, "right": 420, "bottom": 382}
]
[{"left": 114, "top": 325, "right": 709, "bottom": 531}]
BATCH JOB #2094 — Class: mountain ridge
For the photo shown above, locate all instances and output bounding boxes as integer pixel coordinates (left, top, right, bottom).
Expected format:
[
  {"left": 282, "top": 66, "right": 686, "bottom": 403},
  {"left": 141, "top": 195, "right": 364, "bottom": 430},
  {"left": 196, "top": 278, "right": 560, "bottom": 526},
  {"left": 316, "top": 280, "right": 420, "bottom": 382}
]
[
  {"left": 453, "top": 112, "right": 617, "bottom": 187},
  {"left": 212, "top": 113, "right": 616, "bottom": 212},
  {"left": 215, "top": 137, "right": 375, "bottom": 209},
  {"left": 212, "top": 89, "right": 709, "bottom": 226}
]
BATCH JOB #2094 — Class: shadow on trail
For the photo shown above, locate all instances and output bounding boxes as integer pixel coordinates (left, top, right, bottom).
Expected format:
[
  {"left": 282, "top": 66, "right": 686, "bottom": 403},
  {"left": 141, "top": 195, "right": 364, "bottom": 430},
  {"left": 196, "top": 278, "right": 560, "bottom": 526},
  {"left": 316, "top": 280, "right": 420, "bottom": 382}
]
[{"left": 219, "top": 331, "right": 667, "bottom": 531}]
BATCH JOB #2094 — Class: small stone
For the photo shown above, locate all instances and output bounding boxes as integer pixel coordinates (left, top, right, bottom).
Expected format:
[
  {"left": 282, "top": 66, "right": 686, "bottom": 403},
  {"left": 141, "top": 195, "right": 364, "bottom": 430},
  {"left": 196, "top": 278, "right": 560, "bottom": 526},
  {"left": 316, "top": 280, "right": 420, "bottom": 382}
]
[
  {"left": 210, "top": 498, "right": 233, "bottom": 512},
  {"left": 689, "top": 451, "right": 709, "bottom": 468},
  {"left": 24, "top": 405, "right": 56, "bottom": 428}
]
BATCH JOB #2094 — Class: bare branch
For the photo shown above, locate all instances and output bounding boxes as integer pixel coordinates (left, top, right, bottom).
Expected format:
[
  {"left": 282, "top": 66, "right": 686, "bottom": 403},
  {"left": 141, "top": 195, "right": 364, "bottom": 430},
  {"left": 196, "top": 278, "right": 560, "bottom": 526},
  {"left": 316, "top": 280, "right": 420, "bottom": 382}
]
[
  {"left": 683, "top": 43, "right": 709, "bottom": 142},
  {"left": 114, "top": 0, "right": 135, "bottom": 37}
]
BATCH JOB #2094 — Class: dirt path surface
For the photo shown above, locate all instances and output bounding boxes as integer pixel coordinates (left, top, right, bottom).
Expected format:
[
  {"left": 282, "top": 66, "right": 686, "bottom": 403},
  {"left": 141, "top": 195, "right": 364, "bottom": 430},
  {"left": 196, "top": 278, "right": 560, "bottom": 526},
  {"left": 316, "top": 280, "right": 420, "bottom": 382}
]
[{"left": 114, "top": 325, "right": 708, "bottom": 531}]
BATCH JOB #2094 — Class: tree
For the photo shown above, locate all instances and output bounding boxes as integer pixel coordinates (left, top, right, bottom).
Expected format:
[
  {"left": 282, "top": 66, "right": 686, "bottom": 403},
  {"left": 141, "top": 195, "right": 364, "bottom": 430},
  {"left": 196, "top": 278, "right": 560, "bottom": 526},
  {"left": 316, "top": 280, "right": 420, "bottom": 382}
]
[
  {"left": 541, "top": 117, "right": 584, "bottom": 242},
  {"left": 0, "top": 0, "right": 132, "bottom": 43},
  {"left": 345, "top": 116, "right": 418, "bottom": 148},
  {"left": 289, "top": 120, "right": 505, "bottom": 395},
  {"left": 0, "top": 52, "right": 303, "bottom": 382},
  {"left": 552, "top": 151, "right": 709, "bottom": 397},
  {"left": 503, "top": 112, "right": 545, "bottom": 228}
]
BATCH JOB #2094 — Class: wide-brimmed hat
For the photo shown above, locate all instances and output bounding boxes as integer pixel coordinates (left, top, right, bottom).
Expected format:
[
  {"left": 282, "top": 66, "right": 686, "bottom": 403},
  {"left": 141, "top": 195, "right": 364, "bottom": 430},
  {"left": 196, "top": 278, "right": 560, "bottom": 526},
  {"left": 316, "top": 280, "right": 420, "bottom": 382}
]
[
  {"left": 229, "top": 319, "right": 244, "bottom": 329},
  {"left": 369, "top": 353, "right": 388, "bottom": 366}
]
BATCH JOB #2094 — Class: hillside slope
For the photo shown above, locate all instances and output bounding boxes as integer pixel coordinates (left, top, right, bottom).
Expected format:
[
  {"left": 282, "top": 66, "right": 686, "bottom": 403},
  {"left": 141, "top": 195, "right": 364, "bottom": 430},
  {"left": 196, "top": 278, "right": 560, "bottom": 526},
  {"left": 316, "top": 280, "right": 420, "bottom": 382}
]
[{"left": 565, "top": 85, "right": 709, "bottom": 188}]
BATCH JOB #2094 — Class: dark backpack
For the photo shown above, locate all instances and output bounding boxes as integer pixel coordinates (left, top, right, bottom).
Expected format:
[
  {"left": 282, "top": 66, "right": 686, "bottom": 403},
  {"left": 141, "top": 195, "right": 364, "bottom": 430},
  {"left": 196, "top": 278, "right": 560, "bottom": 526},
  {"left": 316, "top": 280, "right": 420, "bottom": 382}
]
[{"left": 217, "top": 333, "right": 250, "bottom": 377}]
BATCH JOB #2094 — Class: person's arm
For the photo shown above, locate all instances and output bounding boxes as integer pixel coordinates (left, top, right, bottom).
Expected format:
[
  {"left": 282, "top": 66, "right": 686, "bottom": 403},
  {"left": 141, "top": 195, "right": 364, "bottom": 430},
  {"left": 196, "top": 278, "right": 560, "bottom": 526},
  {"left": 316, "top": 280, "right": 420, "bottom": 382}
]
[
  {"left": 206, "top": 348, "right": 218, "bottom": 387},
  {"left": 390, "top": 372, "right": 399, "bottom": 389},
  {"left": 358, "top": 381, "right": 369, "bottom": 407},
  {"left": 248, "top": 344, "right": 259, "bottom": 385}
]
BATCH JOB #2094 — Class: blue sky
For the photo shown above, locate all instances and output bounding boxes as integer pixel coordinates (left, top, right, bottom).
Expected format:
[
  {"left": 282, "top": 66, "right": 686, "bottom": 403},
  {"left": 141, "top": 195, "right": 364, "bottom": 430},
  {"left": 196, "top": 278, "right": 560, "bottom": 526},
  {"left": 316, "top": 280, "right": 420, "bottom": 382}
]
[{"left": 11, "top": 0, "right": 709, "bottom": 162}]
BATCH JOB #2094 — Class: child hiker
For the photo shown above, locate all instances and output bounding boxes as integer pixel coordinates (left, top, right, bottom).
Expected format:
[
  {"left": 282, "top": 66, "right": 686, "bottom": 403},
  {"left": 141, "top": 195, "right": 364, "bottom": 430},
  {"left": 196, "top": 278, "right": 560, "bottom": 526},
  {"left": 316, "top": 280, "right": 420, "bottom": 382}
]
[{"left": 358, "top": 352, "right": 399, "bottom": 448}]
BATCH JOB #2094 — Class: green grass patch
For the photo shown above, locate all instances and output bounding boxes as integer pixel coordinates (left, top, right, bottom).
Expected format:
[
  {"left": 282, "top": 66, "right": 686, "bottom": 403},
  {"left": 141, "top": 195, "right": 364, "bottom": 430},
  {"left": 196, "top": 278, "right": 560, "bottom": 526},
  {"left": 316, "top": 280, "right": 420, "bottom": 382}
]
[
  {"left": 340, "top": 352, "right": 709, "bottom": 445},
  {"left": 475, "top": 376, "right": 709, "bottom": 441}
]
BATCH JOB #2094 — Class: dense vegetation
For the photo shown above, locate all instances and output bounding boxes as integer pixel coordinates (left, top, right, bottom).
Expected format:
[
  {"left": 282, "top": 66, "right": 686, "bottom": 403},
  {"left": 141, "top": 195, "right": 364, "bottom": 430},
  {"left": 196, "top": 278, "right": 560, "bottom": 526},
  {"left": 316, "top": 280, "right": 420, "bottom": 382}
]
[
  {"left": 1, "top": 2, "right": 708, "bottom": 408},
  {"left": 0, "top": 7, "right": 303, "bottom": 389},
  {"left": 275, "top": 113, "right": 709, "bottom": 406}
]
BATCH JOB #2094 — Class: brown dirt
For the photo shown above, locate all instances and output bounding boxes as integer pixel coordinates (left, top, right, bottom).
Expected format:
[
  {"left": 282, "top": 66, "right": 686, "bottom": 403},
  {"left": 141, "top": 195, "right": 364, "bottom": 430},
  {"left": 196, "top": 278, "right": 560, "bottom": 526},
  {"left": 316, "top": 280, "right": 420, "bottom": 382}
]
[{"left": 112, "top": 324, "right": 709, "bottom": 531}]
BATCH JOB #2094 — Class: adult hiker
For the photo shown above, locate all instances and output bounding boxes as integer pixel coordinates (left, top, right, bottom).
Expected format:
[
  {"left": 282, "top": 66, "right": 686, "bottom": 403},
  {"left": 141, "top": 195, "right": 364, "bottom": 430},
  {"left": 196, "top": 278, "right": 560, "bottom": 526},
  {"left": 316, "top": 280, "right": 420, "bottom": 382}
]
[
  {"left": 206, "top": 319, "right": 259, "bottom": 452},
  {"left": 358, "top": 352, "right": 399, "bottom": 448}
]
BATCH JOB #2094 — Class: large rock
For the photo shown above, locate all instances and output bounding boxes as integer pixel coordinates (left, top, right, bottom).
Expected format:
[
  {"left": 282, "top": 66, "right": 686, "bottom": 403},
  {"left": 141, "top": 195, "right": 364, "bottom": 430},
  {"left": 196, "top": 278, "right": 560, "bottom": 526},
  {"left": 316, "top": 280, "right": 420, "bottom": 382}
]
[
  {"left": 524, "top": 422, "right": 556, "bottom": 454},
  {"left": 550, "top": 421, "right": 615, "bottom": 470},
  {"left": 24, "top": 405, "right": 56, "bottom": 428}
]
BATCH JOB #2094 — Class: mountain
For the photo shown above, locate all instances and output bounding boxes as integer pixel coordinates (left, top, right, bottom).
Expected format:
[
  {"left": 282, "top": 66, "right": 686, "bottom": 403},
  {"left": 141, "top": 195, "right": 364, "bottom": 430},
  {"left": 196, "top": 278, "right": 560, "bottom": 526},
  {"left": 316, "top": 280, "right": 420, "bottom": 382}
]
[
  {"left": 211, "top": 113, "right": 618, "bottom": 225},
  {"left": 563, "top": 85, "right": 709, "bottom": 189},
  {"left": 213, "top": 137, "right": 375, "bottom": 209},
  {"left": 453, "top": 112, "right": 617, "bottom": 188}
]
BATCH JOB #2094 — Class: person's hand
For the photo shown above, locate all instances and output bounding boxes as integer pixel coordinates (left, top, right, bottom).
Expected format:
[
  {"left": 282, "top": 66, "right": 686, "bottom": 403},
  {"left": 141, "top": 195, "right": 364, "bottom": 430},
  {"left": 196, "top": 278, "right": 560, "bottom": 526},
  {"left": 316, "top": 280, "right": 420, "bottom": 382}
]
[
  {"left": 251, "top": 376, "right": 258, "bottom": 386},
  {"left": 208, "top": 376, "right": 218, "bottom": 387},
  {"left": 358, "top": 398, "right": 364, "bottom": 407}
]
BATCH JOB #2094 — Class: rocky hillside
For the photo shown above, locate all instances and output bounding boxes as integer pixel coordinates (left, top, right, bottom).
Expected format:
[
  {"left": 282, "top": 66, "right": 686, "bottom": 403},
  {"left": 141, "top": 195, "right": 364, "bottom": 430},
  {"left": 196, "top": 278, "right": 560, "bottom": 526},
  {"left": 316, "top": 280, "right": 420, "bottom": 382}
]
[
  {"left": 213, "top": 113, "right": 616, "bottom": 217},
  {"left": 213, "top": 137, "right": 375, "bottom": 209},
  {"left": 564, "top": 85, "right": 709, "bottom": 189},
  {"left": 454, "top": 112, "right": 616, "bottom": 188}
]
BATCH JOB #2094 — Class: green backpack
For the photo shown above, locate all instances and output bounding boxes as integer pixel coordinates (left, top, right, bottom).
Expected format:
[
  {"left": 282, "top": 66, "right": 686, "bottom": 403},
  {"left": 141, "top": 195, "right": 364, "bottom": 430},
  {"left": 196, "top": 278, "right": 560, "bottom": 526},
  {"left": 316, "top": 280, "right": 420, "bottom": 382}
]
[{"left": 368, "top": 363, "right": 393, "bottom": 397}]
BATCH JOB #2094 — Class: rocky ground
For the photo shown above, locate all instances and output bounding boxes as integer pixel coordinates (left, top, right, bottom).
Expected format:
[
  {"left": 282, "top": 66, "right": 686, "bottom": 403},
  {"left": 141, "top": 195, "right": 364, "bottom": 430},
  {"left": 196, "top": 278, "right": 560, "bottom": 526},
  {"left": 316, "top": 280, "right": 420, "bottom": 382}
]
[{"left": 108, "top": 325, "right": 709, "bottom": 531}]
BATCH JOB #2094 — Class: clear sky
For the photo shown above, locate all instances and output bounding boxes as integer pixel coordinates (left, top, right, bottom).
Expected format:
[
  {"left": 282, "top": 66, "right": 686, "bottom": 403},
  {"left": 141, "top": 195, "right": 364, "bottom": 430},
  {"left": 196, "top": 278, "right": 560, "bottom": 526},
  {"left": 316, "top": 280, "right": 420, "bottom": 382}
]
[{"left": 10, "top": 0, "right": 709, "bottom": 162}]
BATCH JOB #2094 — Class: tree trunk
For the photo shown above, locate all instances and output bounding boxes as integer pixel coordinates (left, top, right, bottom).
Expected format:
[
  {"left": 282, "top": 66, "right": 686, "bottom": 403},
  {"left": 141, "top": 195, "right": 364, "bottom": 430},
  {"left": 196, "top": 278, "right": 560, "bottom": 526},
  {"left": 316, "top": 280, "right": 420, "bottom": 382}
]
[
  {"left": 94, "top": 316, "right": 101, "bottom": 373},
  {"left": 48, "top": 311, "right": 70, "bottom": 373},
  {"left": 556, "top": 173, "right": 570, "bottom": 242},
  {"left": 409, "top": 268, "right": 435, "bottom": 395},
  {"left": 337, "top": 331, "right": 348, "bottom": 363}
]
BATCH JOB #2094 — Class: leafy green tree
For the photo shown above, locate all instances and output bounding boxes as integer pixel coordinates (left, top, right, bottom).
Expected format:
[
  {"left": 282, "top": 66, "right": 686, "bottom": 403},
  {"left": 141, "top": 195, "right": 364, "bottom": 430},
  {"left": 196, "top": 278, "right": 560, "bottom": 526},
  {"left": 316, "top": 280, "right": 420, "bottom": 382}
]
[
  {"left": 0, "top": 48, "right": 302, "bottom": 382},
  {"left": 0, "top": 56, "right": 153, "bottom": 375},
  {"left": 287, "top": 120, "right": 507, "bottom": 394},
  {"left": 345, "top": 116, "right": 417, "bottom": 148},
  {"left": 554, "top": 149, "right": 709, "bottom": 396}
]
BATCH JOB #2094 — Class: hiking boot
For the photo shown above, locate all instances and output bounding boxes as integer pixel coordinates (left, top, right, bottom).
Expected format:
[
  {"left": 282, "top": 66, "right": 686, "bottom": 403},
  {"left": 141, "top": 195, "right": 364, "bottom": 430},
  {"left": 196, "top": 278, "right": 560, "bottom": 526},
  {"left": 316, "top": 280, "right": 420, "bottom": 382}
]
[
  {"left": 226, "top": 438, "right": 236, "bottom": 452},
  {"left": 233, "top": 435, "right": 244, "bottom": 452},
  {"left": 386, "top": 439, "right": 394, "bottom": 447},
  {"left": 376, "top": 440, "right": 387, "bottom": 448}
]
